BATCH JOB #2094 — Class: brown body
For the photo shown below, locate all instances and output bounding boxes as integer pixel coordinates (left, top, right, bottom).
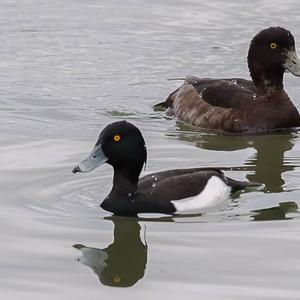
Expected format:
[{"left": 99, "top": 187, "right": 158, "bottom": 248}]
[{"left": 166, "top": 77, "right": 300, "bottom": 134}]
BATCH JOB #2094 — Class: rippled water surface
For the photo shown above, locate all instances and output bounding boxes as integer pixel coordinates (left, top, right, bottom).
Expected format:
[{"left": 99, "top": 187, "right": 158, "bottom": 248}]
[{"left": 2, "top": 0, "right": 300, "bottom": 299}]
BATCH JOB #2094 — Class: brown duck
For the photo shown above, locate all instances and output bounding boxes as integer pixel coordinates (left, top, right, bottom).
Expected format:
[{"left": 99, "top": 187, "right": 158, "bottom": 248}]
[{"left": 156, "top": 27, "right": 300, "bottom": 134}]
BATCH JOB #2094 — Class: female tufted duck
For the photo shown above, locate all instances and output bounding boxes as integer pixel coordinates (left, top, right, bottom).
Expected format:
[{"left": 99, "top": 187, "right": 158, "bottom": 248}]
[
  {"left": 72, "top": 121, "right": 259, "bottom": 216},
  {"left": 155, "top": 27, "right": 300, "bottom": 134}
]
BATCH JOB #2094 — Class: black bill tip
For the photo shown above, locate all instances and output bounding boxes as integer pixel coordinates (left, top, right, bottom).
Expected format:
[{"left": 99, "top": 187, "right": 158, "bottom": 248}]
[
  {"left": 72, "top": 165, "right": 81, "bottom": 174},
  {"left": 73, "top": 244, "right": 85, "bottom": 250}
]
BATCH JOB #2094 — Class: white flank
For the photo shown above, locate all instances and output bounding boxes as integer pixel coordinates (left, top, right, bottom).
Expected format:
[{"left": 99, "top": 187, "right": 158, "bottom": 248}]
[{"left": 171, "top": 176, "right": 231, "bottom": 214}]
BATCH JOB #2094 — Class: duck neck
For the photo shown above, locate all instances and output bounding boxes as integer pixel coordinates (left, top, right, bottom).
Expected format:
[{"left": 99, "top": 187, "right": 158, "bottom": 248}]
[
  {"left": 250, "top": 68, "right": 284, "bottom": 92},
  {"left": 248, "top": 60, "right": 285, "bottom": 93},
  {"left": 112, "top": 167, "right": 140, "bottom": 194}
]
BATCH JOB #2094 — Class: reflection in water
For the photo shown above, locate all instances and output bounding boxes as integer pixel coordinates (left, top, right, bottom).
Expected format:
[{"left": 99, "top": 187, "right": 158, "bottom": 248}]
[
  {"left": 172, "top": 122, "right": 297, "bottom": 193},
  {"left": 251, "top": 201, "right": 298, "bottom": 221},
  {"left": 244, "top": 134, "right": 295, "bottom": 193},
  {"left": 74, "top": 217, "right": 147, "bottom": 287}
]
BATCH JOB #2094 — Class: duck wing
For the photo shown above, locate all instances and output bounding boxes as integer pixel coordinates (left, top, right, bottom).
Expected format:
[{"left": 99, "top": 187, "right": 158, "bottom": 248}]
[
  {"left": 192, "top": 78, "right": 255, "bottom": 109},
  {"left": 138, "top": 167, "right": 222, "bottom": 190},
  {"left": 185, "top": 76, "right": 256, "bottom": 93},
  {"left": 157, "top": 78, "right": 258, "bottom": 132},
  {"left": 156, "top": 76, "right": 256, "bottom": 110},
  {"left": 137, "top": 168, "right": 257, "bottom": 214}
]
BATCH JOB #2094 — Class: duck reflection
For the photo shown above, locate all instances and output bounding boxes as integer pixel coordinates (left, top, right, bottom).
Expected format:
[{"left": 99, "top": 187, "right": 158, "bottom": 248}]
[
  {"left": 244, "top": 134, "right": 295, "bottom": 193},
  {"left": 251, "top": 201, "right": 298, "bottom": 221},
  {"left": 74, "top": 216, "right": 147, "bottom": 287},
  {"left": 172, "top": 122, "right": 297, "bottom": 193}
]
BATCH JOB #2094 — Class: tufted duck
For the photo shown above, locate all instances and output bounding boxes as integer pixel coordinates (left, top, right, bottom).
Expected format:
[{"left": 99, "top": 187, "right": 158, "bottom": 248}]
[
  {"left": 155, "top": 27, "right": 300, "bottom": 134},
  {"left": 72, "top": 121, "right": 259, "bottom": 216}
]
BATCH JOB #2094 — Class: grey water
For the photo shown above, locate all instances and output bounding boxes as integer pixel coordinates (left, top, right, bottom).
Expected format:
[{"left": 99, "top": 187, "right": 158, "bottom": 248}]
[{"left": 1, "top": 0, "right": 300, "bottom": 299}]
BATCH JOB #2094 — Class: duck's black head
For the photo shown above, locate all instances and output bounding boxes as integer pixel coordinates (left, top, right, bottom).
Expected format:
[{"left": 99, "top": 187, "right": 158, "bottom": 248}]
[
  {"left": 73, "top": 121, "right": 147, "bottom": 184},
  {"left": 247, "top": 27, "right": 300, "bottom": 91}
]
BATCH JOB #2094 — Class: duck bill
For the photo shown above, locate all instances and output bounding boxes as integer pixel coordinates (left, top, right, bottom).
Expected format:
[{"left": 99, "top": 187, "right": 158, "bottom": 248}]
[
  {"left": 72, "top": 144, "right": 107, "bottom": 173},
  {"left": 284, "top": 49, "right": 300, "bottom": 76}
]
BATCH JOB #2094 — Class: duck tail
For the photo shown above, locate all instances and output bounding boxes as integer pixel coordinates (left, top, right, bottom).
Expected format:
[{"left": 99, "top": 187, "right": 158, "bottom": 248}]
[
  {"left": 153, "top": 87, "right": 180, "bottom": 110},
  {"left": 226, "top": 177, "right": 262, "bottom": 193}
]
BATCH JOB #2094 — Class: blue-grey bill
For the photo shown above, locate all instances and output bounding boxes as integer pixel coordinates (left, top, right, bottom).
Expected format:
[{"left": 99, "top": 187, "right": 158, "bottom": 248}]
[
  {"left": 284, "top": 49, "right": 300, "bottom": 76},
  {"left": 72, "top": 144, "right": 107, "bottom": 173}
]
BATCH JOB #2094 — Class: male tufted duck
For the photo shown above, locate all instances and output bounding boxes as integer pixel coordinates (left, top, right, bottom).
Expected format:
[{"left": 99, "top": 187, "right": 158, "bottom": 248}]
[
  {"left": 72, "top": 121, "right": 259, "bottom": 216},
  {"left": 155, "top": 27, "right": 300, "bottom": 134}
]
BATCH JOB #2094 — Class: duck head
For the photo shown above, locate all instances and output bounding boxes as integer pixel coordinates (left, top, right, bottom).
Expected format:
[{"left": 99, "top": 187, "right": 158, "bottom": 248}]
[
  {"left": 73, "top": 121, "right": 147, "bottom": 184},
  {"left": 247, "top": 27, "right": 300, "bottom": 91}
]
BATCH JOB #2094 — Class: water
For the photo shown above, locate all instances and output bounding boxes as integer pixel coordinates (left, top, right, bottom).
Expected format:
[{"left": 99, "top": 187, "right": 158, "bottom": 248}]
[{"left": 1, "top": 0, "right": 300, "bottom": 299}]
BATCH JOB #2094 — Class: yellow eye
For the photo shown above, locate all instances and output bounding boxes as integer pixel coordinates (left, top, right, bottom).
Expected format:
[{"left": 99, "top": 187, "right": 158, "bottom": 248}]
[
  {"left": 113, "top": 134, "right": 121, "bottom": 142},
  {"left": 270, "top": 42, "right": 277, "bottom": 49},
  {"left": 113, "top": 276, "right": 121, "bottom": 283}
]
